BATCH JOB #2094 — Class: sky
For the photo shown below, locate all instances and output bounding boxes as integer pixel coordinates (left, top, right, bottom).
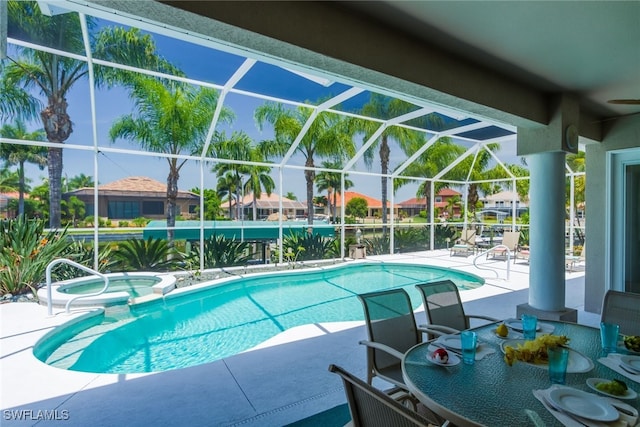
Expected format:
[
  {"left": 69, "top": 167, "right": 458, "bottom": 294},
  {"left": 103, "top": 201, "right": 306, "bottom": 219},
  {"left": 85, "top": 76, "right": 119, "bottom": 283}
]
[{"left": 8, "top": 6, "right": 521, "bottom": 204}]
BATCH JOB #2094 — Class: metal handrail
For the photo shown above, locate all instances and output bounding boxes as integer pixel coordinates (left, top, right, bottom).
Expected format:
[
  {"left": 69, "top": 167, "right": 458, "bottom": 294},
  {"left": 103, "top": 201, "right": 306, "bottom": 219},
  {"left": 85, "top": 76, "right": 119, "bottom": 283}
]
[
  {"left": 45, "top": 259, "right": 109, "bottom": 315},
  {"left": 473, "top": 245, "right": 511, "bottom": 280}
]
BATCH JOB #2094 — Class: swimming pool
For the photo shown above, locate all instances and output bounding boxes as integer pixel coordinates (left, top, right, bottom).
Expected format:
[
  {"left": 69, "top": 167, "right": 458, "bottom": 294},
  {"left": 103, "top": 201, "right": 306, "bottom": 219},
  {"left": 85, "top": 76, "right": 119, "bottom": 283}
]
[{"left": 34, "top": 262, "right": 483, "bottom": 374}]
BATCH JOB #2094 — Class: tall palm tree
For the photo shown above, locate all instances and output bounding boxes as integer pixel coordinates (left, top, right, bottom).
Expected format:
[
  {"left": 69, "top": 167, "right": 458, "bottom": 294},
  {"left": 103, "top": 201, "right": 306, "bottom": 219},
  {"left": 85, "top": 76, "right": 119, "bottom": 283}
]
[
  {"left": 216, "top": 172, "right": 242, "bottom": 219},
  {"left": 0, "top": 119, "right": 47, "bottom": 216},
  {"left": 255, "top": 102, "right": 355, "bottom": 225},
  {"left": 355, "top": 94, "right": 434, "bottom": 232},
  {"left": 244, "top": 148, "right": 275, "bottom": 221},
  {"left": 110, "top": 76, "right": 233, "bottom": 241},
  {"left": 213, "top": 131, "right": 253, "bottom": 220},
  {"left": 315, "top": 160, "right": 353, "bottom": 223},
  {"left": 5, "top": 1, "right": 177, "bottom": 227},
  {"left": 0, "top": 65, "right": 41, "bottom": 122},
  {"left": 66, "top": 173, "right": 94, "bottom": 190},
  {"left": 450, "top": 143, "right": 500, "bottom": 215}
]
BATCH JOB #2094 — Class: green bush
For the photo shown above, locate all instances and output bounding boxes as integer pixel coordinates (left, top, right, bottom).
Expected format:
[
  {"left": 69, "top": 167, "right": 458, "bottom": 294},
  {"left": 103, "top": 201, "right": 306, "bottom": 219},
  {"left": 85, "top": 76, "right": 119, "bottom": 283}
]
[
  {"left": 53, "top": 240, "right": 118, "bottom": 281},
  {"left": 186, "top": 234, "right": 252, "bottom": 269},
  {"left": 281, "top": 232, "right": 335, "bottom": 261},
  {"left": 118, "top": 220, "right": 130, "bottom": 228},
  {"left": 113, "top": 237, "right": 183, "bottom": 272},
  {"left": 0, "top": 217, "right": 69, "bottom": 297},
  {"left": 131, "top": 217, "right": 150, "bottom": 227}
]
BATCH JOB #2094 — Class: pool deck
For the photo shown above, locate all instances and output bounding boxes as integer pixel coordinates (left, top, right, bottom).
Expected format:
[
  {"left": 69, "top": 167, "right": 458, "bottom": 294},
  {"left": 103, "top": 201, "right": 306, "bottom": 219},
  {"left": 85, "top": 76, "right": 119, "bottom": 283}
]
[{"left": 0, "top": 249, "right": 597, "bottom": 426}]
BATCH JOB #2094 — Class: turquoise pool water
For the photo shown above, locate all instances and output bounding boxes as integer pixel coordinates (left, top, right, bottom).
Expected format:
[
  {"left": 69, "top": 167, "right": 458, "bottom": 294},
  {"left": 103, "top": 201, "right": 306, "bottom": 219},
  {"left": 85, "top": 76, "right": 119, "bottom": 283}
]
[
  {"left": 34, "top": 262, "right": 483, "bottom": 374},
  {"left": 59, "top": 277, "right": 160, "bottom": 298}
]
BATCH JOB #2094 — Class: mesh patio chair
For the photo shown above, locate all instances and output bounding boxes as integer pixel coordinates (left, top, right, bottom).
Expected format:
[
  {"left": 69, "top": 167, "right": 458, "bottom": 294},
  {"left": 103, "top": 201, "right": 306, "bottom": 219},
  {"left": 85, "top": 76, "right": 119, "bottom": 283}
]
[
  {"left": 601, "top": 290, "right": 640, "bottom": 336},
  {"left": 328, "top": 364, "right": 442, "bottom": 427},
  {"left": 416, "top": 280, "right": 498, "bottom": 336},
  {"left": 357, "top": 289, "right": 439, "bottom": 407}
]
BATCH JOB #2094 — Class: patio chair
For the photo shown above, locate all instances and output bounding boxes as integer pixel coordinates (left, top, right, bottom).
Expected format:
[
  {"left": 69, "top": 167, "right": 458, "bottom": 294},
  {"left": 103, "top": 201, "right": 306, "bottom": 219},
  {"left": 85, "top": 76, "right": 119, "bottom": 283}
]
[
  {"left": 601, "top": 290, "right": 640, "bottom": 336},
  {"left": 416, "top": 280, "right": 498, "bottom": 335},
  {"left": 565, "top": 243, "right": 585, "bottom": 272},
  {"left": 357, "top": 289, "right": 440, "bottom": 407},
  {"left": 328, "top": 364, "right": 441, "bottom": 427},
  {"left": 449, "top": 229, "right": 476, "bottom": 257},
  {"left": 486, "top": 231, "right": 520, "bottom": 261}
]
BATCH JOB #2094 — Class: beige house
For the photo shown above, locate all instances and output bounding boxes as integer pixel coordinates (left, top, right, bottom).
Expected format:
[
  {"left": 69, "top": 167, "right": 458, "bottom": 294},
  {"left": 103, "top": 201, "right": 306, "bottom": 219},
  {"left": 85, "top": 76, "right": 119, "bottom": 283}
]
[{"left": 64, "top": 176, "right": 199, "bottom": 221}]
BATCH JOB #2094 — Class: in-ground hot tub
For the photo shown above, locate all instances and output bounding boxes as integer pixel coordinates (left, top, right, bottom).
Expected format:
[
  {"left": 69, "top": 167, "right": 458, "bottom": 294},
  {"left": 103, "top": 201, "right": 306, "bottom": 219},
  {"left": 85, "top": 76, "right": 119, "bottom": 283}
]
[{"left": 37, "top": 272, "right": 176, "bottom": 308}]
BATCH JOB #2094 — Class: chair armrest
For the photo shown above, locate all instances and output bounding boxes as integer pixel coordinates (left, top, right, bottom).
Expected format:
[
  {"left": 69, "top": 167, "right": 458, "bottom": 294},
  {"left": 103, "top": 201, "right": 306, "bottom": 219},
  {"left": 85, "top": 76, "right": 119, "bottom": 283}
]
[
  {"left": 467, "top": 314, "right": 500, "bottom": 323},
  {"left": 418, "top": 324, "right": 460, "bottom": 335},
  {"left": 358, "top": 340, "right": 405, "bottom": 361}
]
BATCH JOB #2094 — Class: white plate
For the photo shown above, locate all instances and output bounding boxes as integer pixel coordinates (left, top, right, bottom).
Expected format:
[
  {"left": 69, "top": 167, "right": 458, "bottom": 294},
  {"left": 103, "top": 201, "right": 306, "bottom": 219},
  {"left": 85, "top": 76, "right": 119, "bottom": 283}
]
[
  {"left": 548, "top": 387, "right": 619, "bottom": 422},
  {"left": 586, "top": 378, "right": 638, "bottom": 400},
  {"left": 500, "top": 340, "right": 594, "bottom": 373},
  {"left": 620, "top": 355, "right": 640, "bottom": 373},
  {"left": 426, "top": 352, "right": 460, "bottom": 367},
  {"left": 435, "top": 334, "right": 477, "bottom": 351}
]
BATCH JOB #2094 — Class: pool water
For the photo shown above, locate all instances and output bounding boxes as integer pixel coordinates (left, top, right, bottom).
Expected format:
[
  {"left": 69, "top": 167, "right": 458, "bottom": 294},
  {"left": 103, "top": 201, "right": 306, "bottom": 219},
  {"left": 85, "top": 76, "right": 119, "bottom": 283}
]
[
  {"left": 35, "top": 263, "right": 483, "bottom": 374},
  {"left": 59, "top": 277, "right": 161, "bottom": 298}
]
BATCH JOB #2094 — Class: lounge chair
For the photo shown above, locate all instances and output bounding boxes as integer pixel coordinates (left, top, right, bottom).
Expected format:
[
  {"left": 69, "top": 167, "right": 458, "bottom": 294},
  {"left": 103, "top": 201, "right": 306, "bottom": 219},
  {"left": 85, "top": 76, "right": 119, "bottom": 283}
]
[
  {"left": 449, "top": 229, "right": 476, "bottom": 257},
  {"left": 601, "top": 289, "right": 640, "bottom": 336},
  {"left": 357, "top": 289, "right": 439, "bottom": 408},
  {"left": 486, "top": 231, "right": 520, "bottom": 261},
  {"left": 328, "top": 364, "right": 441, "bottom": 427},
  {"left": 514, "top": 245, "right": 530, "bottom": 264},
  {"left": 416, "top": 280, "right": 498, "bottom": 335}
]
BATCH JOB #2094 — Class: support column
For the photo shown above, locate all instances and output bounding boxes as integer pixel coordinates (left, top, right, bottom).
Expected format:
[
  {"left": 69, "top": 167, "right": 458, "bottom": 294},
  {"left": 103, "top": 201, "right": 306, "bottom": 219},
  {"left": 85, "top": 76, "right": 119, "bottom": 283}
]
[{"left": 516, "top": 94, "right": 579, "bottom": 322}]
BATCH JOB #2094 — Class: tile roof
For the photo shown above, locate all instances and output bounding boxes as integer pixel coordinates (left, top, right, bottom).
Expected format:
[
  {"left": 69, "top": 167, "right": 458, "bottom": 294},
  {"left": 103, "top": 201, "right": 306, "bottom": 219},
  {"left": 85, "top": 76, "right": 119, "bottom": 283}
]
[{"left": 65, "top": 176, "right": 198, "bottom": 198}]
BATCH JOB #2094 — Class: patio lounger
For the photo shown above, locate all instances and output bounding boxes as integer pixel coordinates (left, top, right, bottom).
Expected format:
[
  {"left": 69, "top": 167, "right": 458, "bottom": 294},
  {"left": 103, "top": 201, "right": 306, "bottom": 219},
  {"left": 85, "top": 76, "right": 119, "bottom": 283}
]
[
  {"left": 449, "top": 229, "right": 476, "bottom": 257},
  {"left": 486, "top": 231, "right": 520, "bottom": 261}
]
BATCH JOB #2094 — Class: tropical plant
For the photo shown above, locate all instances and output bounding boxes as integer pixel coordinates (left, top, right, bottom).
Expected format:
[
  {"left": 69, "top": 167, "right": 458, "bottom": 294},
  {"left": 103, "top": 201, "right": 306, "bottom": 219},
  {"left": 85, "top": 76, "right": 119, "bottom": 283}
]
[
  {"left": 315, "top": 160, "right": 354, "bottom": 223},
  {"left": 110, "top": 75, "right": 233, "bottom": 241},
  {"left": 281, "top": 232, "right": 334, "bottom": 261},
  {"left": 52, "top": 240, "right": 118, "bottom": 281},
  {"left": 0, "top": 119, "right": 47, "bottom": 216},
  {"left": 284, "top": 192, "right": 298, "bottom": 201},
  {"left": 62, "top": 195, "right": 85, "bottom": 226},
  {"left": 66, "top": 173, "right": 94, "bottom": 191},
  {"left": 212, "top": 131, "right": 253, "bottom": 220},
  {"left": 0, "top": 63, "right": 41, "bottom": 122},
  {"left": 5, "top": 1, "right": 178, "bottom": 228},
  {"left": 186, "top": 234, "right": 252, "bottom": 269},
  {"left": 0, "top": 168, "right": 20, "bottom": 192},
  {"left": 364, "top": 235, "right": 390, "bottom": 256},
  {"left": 255, "top": 102, "right": 356, "bottom": 225},
  {"left": 0, "top": 217, "right": 68, "bottom": 297},
  {"left": 393, "top": 227, "right": 427, "bottom": 253},
  {"left": 112, "top": 236, "right": 182, "bottom": 272},
  {"left": 190, "top": 188, "right": 223, "bottom": 220},
  {"left": 216, "top": 172, "right": 242, "bottom": 219},
  {"left": 243, "top": 147, "right": 275, "bottom": 221}
]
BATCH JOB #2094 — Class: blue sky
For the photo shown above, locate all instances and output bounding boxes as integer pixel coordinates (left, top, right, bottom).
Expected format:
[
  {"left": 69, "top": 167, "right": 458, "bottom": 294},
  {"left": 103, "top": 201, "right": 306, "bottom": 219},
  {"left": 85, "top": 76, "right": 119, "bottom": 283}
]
[{"left": 9, "top": 9, "right": 519, "bottom": 203}]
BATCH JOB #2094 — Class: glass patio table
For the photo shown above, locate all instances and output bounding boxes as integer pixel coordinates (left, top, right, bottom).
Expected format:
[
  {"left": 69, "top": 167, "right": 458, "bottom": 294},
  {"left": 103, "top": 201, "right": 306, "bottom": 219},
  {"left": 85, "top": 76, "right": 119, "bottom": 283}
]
[{"left": 402, "top": 321, "right": 637, "bottom": 426}]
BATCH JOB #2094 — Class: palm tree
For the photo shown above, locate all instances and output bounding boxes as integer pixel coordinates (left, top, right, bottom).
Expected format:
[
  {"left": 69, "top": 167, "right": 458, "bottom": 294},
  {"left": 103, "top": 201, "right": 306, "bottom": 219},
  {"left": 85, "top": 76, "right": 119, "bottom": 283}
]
[
  {"left": 355, "top": 94, "right": 434, "bottom": 232},
  {"left": 0, "top": 65, "right": 41, "bottom": 122},
  {"left": 213, "top": 131, "right": 253, "bottom": 220},
  {"left": 255, "top": 102, "right": 355, "bottom": 225},
  {"left": 66, "top": 173, "right": 94, "bottom": 191},
  {"left": 0, "top": 168, "right": 20, "bottom": 192},
  {"left": 5, "top": 1, "right": 177, "bottom": 227},
  {"left": 244, "top": 148, "right": 275, "bottom": 221},
  {"left": 284, "top": 192, "right": 298, "bottom": 201},
  {"left": 110, "top": 76, "right": 233, "bottom": 241},
  {"left": 0, "top": 119, "right": 47, "bottom": 216},
  {"left": 216, "top": 172, "right": 242, "bottom": 219},
  {"left": 315, "top": 160, "right": 353, "bottom": 223}
]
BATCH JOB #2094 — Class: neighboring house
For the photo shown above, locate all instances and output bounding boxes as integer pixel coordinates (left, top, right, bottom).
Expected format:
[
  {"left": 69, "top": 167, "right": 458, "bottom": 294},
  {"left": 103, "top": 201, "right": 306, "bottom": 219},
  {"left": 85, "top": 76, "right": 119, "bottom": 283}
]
[
  {"left": 478, "top": 190, "right": 528, "bottom": 220},
  {"left": 332, "top": 191, "right": 399, "bottom": 219},
  {"left": 64, "top": 176, "right": 199, "bottom": 221},
  {"left": 228, "top": 192, "right": 308, "bottom": 220},
  {"left": 398, "top": 188, "right": 463, "bottom": 218},
  {"left": 0, "top": 192, "right": 19, "bottom": 219}
]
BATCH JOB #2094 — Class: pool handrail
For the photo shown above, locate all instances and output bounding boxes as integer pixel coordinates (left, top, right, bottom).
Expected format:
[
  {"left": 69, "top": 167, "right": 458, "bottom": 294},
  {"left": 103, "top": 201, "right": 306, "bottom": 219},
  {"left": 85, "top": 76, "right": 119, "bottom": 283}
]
[
  {"left": 473, "top": 245, "right": 511, "bottom": 280},
  {"left": 45, "top": 258, "right": 109, "bottom": 315}
]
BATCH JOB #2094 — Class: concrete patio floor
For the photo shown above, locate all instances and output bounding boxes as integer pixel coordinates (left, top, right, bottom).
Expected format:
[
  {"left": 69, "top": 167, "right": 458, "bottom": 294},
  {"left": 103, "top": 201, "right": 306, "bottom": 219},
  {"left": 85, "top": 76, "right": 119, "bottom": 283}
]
[{"left": 0, "top": 250, "right": 598, "bottom": 426}]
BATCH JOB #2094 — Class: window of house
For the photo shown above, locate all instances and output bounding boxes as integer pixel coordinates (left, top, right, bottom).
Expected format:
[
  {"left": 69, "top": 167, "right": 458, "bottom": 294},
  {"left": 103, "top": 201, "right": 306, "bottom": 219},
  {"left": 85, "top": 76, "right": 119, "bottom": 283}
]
[
  {"left": 142, "top": 201, "right": 164, "bottom": 215},
  {"left": 108, "top": 201, "right": 140, "bottom": 219},
  {"left": 435, "top": 196, "right": 442, "bottom": 202},
  {"left": 188, "top": 204, "right": 197, "bottom": 214}
]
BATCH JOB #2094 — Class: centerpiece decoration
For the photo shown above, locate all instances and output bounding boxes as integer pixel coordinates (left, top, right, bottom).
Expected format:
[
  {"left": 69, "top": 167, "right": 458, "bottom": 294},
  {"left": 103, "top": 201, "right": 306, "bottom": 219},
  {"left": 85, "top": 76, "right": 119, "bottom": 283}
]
[{"left": 504, "top": 334, "right": 569, "bottom": 366}]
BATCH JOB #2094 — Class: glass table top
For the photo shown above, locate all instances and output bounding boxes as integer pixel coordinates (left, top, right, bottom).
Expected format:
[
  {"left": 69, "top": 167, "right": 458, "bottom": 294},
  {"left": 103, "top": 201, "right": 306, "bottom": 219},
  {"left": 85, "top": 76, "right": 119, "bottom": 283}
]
[{"left": 402, "top": 321, "right": 639, "bottom": 426}]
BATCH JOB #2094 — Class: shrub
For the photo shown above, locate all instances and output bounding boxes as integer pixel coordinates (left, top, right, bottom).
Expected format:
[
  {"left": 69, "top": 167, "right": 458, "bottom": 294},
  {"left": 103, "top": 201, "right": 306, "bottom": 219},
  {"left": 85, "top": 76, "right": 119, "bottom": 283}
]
[
  {"left": 118, "top": 221, "right": 130, "bottom": 228},
  {"left": 131, "top": 217, "right": 150, "bottom": 227},
  {"left": 186, "top": 234, "right": 252, "bottom": 269},
  {"left": 52, "top": 240, "right": 118, "bottom": 281},
  {"left": 113, "top": 237, "right": 183, "bottom": 272},
  {"left": 0, "top": 217, "right": 69, "bottom": 297},
  {"left": 281, "top": 232, "right": 334, "bottom": 261}
]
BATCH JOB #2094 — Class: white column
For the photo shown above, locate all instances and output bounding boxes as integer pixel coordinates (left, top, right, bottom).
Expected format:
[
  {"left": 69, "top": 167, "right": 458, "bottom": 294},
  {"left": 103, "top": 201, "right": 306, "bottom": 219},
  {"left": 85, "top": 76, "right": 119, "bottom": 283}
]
[{"left": 528, "top": 151, "right": 566, "bottom": 311}]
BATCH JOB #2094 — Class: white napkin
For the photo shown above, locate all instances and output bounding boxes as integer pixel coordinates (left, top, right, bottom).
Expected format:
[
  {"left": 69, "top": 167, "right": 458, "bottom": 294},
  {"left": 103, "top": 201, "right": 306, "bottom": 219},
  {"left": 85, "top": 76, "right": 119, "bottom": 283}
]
[
  {"left": 427, "top": 343, "right": 495, "bottom": 361},
  {"left": 533, "top": 385, "right": 639, "bottom": 427},
  {"left": 598, "top": 354, "right": 640, "bottom": 384}
]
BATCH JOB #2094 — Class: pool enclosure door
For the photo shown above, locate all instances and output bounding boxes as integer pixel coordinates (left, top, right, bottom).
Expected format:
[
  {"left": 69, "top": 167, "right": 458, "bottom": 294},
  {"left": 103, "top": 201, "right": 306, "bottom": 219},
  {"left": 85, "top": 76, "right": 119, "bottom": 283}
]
[{"left": 608, "top": 148, "right": 640, "bottom": 294}]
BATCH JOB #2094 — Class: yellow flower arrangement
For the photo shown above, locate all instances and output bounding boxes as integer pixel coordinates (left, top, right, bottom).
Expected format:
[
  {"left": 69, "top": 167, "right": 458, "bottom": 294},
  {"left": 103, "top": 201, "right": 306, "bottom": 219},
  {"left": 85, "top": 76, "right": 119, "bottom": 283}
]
[{"left": 504, "top": 334, "right": 570, "bottom": 366}]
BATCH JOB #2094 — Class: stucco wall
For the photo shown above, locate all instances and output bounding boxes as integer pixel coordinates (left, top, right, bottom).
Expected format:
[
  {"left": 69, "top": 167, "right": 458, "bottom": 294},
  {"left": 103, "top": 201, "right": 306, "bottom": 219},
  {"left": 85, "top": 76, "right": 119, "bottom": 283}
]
[{"left": 585, "top": 114, "right": 640, "bottom": 313}]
